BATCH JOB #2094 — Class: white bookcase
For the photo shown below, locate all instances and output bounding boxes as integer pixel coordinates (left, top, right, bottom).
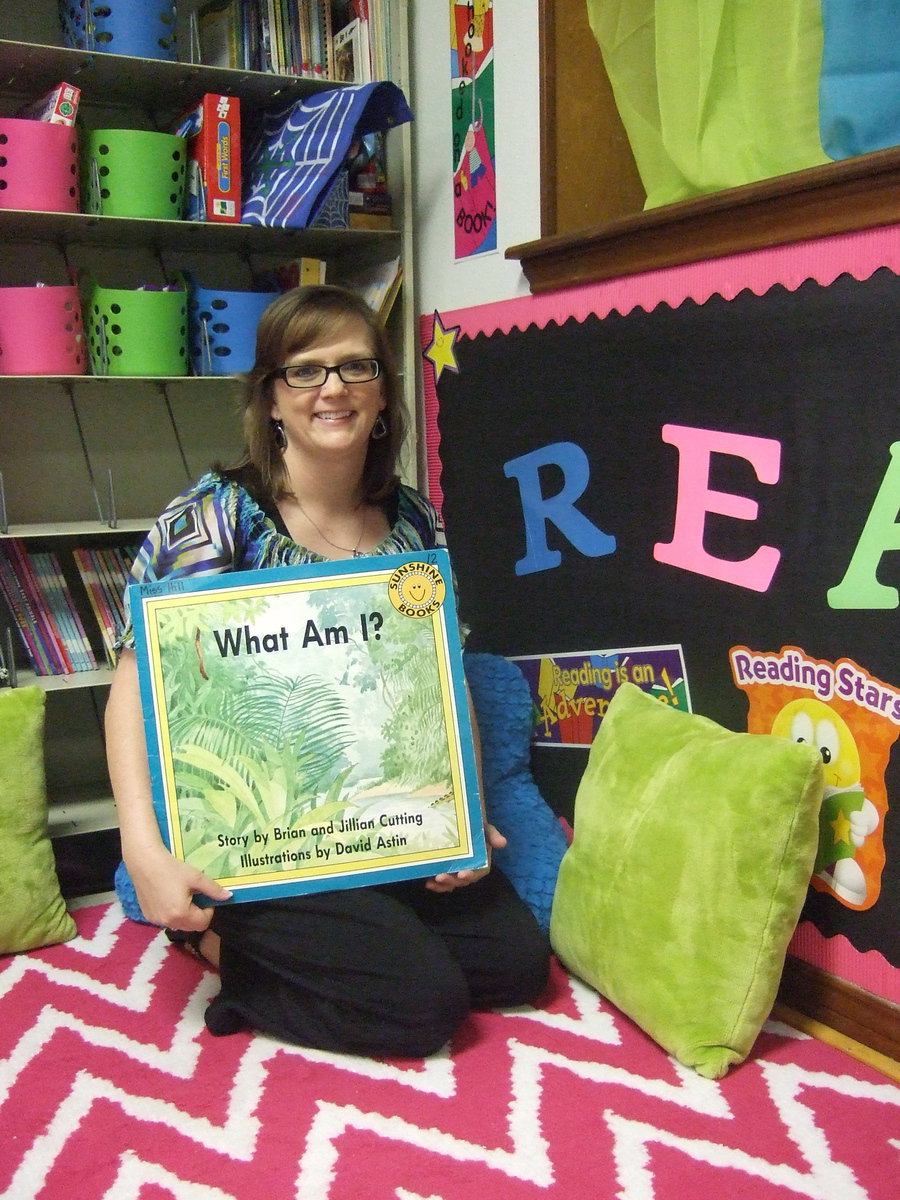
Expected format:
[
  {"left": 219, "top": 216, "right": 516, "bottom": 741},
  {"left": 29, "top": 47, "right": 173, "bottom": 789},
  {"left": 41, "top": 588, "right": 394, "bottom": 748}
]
[{"left": 0, "top": 2, "right": 417, "bottom": 893}]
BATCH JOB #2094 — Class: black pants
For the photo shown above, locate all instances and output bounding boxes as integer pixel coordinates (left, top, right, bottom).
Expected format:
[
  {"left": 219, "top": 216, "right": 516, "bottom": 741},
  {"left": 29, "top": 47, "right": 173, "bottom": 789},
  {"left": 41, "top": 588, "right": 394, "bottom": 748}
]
[{"left": 207, "top": 869, "right": 551, "bottom": 1057}]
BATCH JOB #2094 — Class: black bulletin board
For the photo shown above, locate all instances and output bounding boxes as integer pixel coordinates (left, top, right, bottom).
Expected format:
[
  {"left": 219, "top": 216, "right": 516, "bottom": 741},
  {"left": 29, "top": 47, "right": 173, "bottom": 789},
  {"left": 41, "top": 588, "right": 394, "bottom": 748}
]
[{"left": 433, "top": 268, "right": 900, "bottom": 967}]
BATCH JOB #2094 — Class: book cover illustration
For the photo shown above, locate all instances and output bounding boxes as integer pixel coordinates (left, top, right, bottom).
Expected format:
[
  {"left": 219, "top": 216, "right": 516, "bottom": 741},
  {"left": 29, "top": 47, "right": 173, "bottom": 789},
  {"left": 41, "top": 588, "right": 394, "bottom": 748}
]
[{"left": 130, "top": 550, "right": 487, "bottom": 902}]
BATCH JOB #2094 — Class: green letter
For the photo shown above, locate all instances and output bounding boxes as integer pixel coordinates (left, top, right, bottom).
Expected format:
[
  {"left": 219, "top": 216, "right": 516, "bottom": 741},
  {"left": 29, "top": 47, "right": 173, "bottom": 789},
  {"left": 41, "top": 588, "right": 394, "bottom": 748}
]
[{"left": 828, "top": 442, "right": 900, "bottom": 609}]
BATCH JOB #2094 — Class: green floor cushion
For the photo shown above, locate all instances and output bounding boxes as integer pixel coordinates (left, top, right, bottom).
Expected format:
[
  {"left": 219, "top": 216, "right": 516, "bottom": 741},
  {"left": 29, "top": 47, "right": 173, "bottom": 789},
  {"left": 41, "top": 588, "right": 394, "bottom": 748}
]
[
  {"left": 0, "top": 687, "right": 77, "bottom": 954},
  {"left": 550, "top": 682, "right": 823, "bottom": 1078}
]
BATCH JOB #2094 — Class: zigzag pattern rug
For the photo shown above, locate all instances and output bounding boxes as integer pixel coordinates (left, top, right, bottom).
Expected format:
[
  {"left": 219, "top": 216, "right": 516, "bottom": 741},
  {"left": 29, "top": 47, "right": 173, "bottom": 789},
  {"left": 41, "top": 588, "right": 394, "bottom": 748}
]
[{"left": 1, "top": 902, "right": 898, "bottom": 1200}]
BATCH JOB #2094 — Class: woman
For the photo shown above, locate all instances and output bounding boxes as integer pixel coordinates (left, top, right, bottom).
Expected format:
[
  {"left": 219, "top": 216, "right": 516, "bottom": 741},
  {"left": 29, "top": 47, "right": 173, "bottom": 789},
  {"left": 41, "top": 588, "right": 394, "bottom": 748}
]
[{"left": 106, "top": 285, "right": 550, "bottom": 1057}]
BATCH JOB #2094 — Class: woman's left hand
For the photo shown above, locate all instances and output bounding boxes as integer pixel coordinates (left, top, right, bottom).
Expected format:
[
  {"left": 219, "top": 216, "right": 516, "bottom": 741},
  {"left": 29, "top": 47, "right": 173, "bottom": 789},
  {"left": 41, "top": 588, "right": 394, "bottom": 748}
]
[{"left": 425, "top": 823, "right": 507, "bottom": 893}]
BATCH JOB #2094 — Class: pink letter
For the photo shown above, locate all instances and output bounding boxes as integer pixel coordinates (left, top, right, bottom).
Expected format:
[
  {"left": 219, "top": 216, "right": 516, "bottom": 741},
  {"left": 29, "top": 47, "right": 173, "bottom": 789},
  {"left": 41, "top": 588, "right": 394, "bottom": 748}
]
[{"left": 653, "top": 424, "right": 781, "bottom": 592}]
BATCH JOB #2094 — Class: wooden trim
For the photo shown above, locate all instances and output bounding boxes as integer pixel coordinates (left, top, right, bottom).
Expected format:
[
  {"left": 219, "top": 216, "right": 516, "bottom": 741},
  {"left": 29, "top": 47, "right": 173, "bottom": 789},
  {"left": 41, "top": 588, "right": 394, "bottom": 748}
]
[
  {"left": 537, "top": 0, "right": 556, "bottom": 238},
  {"left": 777, "top": 955, "right": 900, "bottom": 1065},
  {"left": 772, "top": 1004, "right": 900, "bottom": 1084},
  {"left": 508, "top": 146, "right": 900, "bottom": 293}
]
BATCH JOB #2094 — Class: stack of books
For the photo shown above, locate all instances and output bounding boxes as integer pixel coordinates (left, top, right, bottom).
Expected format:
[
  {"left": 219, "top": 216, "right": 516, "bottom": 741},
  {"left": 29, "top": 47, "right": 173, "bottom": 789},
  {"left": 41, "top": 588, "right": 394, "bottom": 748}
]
[
  {"left": 195, "top": 1, "right": 393, "bottom": 83},
  {"left": 0, "top": 540, "right": 137, "bottom": 676},
  {"left": 72, "top": 546, "right": 139, "bottom": 670}
]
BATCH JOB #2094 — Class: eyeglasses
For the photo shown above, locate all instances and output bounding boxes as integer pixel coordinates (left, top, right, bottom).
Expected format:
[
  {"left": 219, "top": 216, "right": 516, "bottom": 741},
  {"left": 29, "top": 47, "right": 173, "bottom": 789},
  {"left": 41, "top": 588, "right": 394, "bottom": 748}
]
[{"left": 271, "top": 358, "right": 382, "bottom": 388}]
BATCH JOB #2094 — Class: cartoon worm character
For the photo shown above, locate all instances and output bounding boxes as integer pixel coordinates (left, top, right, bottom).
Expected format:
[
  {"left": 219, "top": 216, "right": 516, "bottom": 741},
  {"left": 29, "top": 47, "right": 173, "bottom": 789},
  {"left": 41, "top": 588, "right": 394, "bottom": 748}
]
[{"left": 771, "top": 698, "right": 879, "bottom": 905}]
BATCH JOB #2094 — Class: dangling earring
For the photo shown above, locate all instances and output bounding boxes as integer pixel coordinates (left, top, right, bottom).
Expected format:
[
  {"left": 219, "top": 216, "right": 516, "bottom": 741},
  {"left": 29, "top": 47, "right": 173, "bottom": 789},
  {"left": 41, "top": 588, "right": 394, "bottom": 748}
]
[
  {"left": 271, "top": 418, "right": 287, "bottom": 450},
  {"left": 371, "top": 413, "right": 388, "bottom": 441}
]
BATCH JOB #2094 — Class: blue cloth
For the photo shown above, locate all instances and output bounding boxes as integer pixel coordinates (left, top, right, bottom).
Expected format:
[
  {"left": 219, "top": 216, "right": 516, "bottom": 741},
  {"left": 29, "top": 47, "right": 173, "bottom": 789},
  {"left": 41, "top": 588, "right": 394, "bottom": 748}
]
[
  {"left": 464, "top": 652, "right": 569, "bottom": 932},
  {"left": 820, "top": 0, "right": 900, "bottom": 159},
  {"left": 242, "top": 82, "right": 413, "bottom": 228},
  {"left": 115, "top": 860, "right": 154, "bottom": 925}
]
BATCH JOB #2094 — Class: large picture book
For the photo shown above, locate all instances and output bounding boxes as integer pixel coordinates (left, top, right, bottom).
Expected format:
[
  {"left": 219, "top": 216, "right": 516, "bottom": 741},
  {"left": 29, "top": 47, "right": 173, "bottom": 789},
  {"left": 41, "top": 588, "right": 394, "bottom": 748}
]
[{"left": 130, "top": 550, "right": 487, "bottom": 902}]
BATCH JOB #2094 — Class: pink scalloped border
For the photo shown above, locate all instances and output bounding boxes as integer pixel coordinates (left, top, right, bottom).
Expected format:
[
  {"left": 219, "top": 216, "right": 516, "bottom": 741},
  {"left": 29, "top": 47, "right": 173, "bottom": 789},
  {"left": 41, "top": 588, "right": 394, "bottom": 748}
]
[
  {"left": 442, "top": 224, "right": 900, "bottom": 338},
  {"left": 788, "top": 921, "right": 900, "bottom": 1004},
  {"left": 422, "top": 223, "right": 900, "bottom": 515}
]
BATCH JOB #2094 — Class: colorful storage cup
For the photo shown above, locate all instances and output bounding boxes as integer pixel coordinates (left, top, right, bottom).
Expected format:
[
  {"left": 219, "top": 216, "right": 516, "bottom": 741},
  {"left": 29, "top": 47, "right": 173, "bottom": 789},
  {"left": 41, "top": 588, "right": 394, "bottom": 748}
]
[
  {"left": 0, "top": 119, "right": 79, "bottom": 213},
  {"left": 82, "top": 130, "right": 186, "bottom": 220},
  {"left": 0, "top": 286, "right": 86, "bottom": 375},
  {"left": 86, "top": 283, "right": 188, "bottom": 376},
  {"left": 58, "top": 0, "right": 177, "bottom": 62},
  {"left": 188, "top": 285, "right": 278, "bottom": 375}
]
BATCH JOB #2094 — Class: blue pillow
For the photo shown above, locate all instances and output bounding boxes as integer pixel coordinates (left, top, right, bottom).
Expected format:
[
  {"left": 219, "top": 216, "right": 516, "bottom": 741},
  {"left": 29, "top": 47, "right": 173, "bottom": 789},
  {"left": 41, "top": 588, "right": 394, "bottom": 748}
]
[
  {"left": 464, "top": 652, "right": 568, "bottom": 931},
  {"left": 114, "top": 859, "right": 155, "bottom": 925}
]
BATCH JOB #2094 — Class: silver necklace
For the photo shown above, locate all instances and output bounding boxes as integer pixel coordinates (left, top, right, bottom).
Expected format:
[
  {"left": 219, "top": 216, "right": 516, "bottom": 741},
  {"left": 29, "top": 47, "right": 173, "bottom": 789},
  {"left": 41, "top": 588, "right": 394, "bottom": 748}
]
[{"left": 295, "top": 498, "right": 366, "bottom": 557}]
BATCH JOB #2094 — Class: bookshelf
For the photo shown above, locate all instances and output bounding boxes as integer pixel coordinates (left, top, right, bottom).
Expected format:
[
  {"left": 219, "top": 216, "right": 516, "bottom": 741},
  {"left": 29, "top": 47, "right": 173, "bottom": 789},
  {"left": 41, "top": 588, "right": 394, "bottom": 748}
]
[{"left": 0, "top": 2, "right": 416, "bottom": 895}]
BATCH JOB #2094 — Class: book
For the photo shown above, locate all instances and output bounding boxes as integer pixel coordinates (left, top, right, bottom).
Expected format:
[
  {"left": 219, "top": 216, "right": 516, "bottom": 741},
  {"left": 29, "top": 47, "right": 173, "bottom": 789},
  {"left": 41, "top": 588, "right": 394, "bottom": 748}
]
[
  {"left": 197, "top": 0, "right": 240, "bottom": 69},
  {"left": 129, "top": 550, "right": 487, "bottom": 903},
  {"left": 335, "top": 255, "right": 400, "bottom": 316},
  {"left": 3, "top": 539, "right": 71, "bottom": 674},
  {"left": 378, "top": 263, "right": 402, "bottom": 321},
  {"left": 73, "top": 548, "right": 118, "bottom": 669},
  {"left": 96, "top": 545, "right": 134, "bottom": 632},
  {"left": 0, "top": 545, "right": 53, "bottom": 675},
  {"left": 273, "top": 255, "right": 327, "bottom": 289},
  {"left": 319, "top": 0, "right": 335, "bottom": 78},
  {"left": 30, "top": 550, "right": 97, "bottom": 673},
  {"left": 333, "top": 16, "right": 371, "bottom": 84}
]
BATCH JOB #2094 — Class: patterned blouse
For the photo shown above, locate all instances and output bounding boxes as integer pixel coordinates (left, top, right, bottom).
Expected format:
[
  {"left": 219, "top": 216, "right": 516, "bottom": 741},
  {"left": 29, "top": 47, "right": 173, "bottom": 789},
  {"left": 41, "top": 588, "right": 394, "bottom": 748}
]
[{"left": 117, "top": 470, "right": 443, "bottom": 650}]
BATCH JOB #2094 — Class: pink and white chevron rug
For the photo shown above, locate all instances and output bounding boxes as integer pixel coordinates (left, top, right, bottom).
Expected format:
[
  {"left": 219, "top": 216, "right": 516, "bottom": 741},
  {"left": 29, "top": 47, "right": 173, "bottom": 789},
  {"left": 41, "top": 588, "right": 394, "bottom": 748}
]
[{"left": 1, "top": 902, "right": 898, "bottom": 1200}]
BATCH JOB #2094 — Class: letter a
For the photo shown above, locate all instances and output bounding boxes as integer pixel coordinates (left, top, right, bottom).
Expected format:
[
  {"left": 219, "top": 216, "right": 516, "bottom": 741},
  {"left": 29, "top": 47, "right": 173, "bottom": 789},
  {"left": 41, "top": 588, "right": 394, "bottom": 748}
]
[
  {"left": 503, "top": 442, "right": 616, "bottom": 576},
  {"left": 828, "top": 441, "right": 900, "bottom": 609}
]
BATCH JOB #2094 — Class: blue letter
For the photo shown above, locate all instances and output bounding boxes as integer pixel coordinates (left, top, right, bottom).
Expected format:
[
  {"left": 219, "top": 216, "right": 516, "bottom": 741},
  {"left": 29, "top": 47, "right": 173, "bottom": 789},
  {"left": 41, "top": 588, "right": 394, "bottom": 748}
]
[{"left": 504, "top": 442, "right": 616, "bottom": 575}]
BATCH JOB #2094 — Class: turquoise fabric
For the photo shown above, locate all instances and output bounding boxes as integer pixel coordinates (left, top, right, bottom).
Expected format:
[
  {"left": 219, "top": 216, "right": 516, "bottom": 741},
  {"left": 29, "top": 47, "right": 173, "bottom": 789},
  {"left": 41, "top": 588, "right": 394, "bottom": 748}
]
[{"left": 820, "top": 0, "right": 900, "bottom": 159}]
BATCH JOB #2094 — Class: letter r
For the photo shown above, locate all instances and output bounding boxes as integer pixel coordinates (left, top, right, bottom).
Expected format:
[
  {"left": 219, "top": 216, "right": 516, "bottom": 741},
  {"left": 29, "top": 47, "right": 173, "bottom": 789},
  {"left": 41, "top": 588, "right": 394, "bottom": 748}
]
[
  {"left": 504, "top": 441, "right": 616, "bottom": 576},
  {"left": 653, "top": 424, "right": 781, "bottom": 592}
]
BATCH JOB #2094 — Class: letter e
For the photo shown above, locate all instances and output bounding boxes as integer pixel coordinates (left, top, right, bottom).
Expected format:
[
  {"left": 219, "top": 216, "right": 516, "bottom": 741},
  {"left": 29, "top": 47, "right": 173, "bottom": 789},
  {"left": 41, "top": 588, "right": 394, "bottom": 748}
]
[{"left": 653, "top": 424, "right": 781, "bottom": 592}]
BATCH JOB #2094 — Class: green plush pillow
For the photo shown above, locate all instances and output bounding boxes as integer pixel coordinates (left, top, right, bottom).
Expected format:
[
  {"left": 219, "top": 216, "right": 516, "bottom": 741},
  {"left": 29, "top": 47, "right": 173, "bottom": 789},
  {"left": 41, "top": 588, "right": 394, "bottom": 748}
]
[
  {"left": 550, "top": 683, "right": 823, "bottom": 1078},
  {"left": 0, "top": 687, "right": 77, "bottom": 954}
]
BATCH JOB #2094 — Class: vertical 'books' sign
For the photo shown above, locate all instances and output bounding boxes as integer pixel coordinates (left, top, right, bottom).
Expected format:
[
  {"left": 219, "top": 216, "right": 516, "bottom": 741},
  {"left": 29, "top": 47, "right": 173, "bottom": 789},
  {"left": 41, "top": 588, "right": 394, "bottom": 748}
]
[{"left": 130, "top": 551, "right": 487, "bottom": 902}]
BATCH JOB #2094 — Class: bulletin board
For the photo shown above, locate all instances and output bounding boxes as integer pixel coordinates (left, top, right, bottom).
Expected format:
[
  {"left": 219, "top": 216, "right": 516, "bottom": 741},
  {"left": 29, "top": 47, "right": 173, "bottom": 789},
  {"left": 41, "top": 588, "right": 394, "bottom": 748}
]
[{"left": 421, "top": 234, "right": 900, "bottom": 991}]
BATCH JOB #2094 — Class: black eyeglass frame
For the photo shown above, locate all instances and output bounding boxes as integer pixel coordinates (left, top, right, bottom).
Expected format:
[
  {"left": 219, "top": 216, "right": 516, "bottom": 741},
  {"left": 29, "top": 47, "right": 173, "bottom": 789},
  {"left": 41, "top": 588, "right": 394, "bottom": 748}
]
[{"left": 269, "top": 358, "right": 383, "bottom": 388}]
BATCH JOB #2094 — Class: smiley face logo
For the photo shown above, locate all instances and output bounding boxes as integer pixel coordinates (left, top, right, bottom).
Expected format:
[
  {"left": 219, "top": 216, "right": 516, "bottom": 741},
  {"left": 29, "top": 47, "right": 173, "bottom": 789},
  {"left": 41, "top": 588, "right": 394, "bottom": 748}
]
[{"left": 388, "top": 561, "right": 446, "bottom": 618}]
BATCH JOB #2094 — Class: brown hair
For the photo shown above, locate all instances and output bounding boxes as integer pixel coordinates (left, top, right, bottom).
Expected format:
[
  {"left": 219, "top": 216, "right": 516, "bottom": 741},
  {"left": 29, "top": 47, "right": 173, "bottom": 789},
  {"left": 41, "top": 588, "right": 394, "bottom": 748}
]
[{"left": 230, "top": 284, "right": 407, "bottom": 503}]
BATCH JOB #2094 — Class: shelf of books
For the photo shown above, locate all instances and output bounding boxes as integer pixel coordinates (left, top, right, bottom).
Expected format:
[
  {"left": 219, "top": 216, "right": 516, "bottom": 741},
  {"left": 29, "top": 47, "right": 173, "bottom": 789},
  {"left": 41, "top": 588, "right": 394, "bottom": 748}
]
[
  {"left": 0, "top": 0, "right": 415, "bottom": 893},
  {"left": 195, "top": 1, "right": 394, "bottom": 85},
  {"left": 0, "top": 536, "right": 139, "bottom": 689}
]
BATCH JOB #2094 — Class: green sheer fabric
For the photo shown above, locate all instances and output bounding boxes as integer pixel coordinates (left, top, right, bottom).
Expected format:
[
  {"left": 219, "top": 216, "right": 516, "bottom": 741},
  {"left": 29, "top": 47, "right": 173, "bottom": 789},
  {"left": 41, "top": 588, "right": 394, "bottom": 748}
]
[{"left": 586, "top": 0, "right": 830, "bottom": 208}]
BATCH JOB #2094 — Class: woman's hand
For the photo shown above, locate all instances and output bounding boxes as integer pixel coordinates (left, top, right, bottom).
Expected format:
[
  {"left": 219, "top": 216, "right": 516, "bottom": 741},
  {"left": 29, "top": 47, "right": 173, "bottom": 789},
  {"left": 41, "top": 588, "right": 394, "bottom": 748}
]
[
  {"left": 126, "top": 841, "right": 232, "bottom": 931},
  {"left": 425, "top": 823, "right": 507, "bottom": 893}
]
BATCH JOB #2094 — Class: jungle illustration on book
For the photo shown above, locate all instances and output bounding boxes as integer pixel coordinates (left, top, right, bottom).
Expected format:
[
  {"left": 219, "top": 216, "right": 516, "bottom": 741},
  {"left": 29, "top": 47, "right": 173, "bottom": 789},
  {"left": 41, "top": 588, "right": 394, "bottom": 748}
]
[{"left": 130, "top": 552, "right": 486, "bottom": 902}]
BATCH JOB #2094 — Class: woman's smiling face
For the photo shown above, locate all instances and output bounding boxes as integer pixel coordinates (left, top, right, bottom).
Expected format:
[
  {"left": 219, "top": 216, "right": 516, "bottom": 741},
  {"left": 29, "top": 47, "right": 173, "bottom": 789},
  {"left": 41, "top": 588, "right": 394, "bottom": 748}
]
[{"left": 270, "top": 316, "right": 387, "bottom": 460}]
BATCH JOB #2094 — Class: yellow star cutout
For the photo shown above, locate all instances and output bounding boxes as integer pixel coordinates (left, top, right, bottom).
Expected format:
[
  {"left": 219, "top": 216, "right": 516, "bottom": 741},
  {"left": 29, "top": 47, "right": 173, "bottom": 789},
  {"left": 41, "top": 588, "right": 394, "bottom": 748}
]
[
  {"left": 423, "top": 311, "right": 461, "bottom": 383},
  {"left": 830, "top": 808, "right": 853, "bottom": 846}
]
